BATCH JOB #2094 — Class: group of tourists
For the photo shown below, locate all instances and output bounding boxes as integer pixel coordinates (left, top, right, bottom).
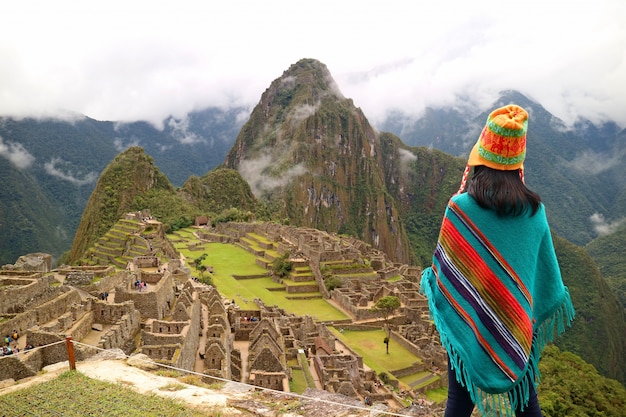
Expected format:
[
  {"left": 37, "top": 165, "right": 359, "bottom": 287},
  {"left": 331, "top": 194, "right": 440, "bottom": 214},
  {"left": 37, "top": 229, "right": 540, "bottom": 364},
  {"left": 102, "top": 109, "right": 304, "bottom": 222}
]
[
  {"left": 3, "top": 331, "right": 19, "bottom": 347},
  {"left": 2, "top": 330, "right": 33, "bottom": 356},
  {"left": 135, "top": 279, "right": 148, "bottom": 292}
]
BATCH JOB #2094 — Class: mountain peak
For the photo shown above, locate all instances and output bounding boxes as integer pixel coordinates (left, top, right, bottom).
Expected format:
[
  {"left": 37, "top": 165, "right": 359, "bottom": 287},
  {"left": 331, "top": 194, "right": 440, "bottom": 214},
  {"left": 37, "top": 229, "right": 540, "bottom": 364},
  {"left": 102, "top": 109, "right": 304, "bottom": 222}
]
[
  {"left": 223, "top": 58, "right": 410, "bottom": 262},
  {"left": 277, "top": 58, "right": 345, "bottom": 102},
  {"left": 67, "top": 146, "right": 175, "bottom": 263}
]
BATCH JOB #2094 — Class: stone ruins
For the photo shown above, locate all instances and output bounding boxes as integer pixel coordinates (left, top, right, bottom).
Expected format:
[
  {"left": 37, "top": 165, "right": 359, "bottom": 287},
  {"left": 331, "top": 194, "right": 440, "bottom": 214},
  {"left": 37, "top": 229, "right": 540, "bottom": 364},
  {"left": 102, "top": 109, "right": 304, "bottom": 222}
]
[{"left": 0, "top": 213, "right": 447, "bottom": 411}]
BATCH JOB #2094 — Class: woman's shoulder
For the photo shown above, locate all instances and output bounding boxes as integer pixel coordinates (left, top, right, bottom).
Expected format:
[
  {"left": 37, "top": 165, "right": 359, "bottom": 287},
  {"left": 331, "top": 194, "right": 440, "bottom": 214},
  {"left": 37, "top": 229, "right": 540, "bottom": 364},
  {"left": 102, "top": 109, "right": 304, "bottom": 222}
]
[
  {"left": 449, "top": 192, "right": 476, "bottom": 208},
  {"left": 450, "top": 193, "right": 549, "bottom": 223}
]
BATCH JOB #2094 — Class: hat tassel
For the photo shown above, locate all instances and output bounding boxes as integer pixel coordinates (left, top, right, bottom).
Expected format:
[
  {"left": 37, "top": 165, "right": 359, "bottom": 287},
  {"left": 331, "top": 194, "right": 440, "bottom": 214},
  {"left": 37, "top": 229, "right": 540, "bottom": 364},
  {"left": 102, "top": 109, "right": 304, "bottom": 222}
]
[{"left": 455, "top": 165, "right": 471, "bottom": 196}]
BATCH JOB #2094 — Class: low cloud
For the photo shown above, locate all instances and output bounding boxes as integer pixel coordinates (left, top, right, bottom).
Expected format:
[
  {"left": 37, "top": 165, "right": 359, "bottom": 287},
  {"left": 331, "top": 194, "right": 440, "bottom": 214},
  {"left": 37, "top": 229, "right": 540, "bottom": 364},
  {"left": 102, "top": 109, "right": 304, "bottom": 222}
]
[
  {"left": 590, "top": 212, "right": 625, "bottom": 236},
  {"left": 563, "top": 149, "right": 625, "bottom": 175},
  {"left": 398, "top": 148, "right": 417, "bottom": 163},
  {"left": 167, "top": 116, "right": 204, "bottom": 145},
  {"left": 397, "top": 148, "right": 417, "bottom": 175},
  {"left": 289, "top": 103, "right": 319, "bottom": 124},
  {"left": 0, "top": 136, "right": 35, "bottom": 169},
  {"left": 113, "top": 137, "right": 141, "bottom": 152},
  {"left": 44, "top": 157, "right": 98, "bottom": 185},
  {"left": 238, "top": 153, "right": 307, "bottom": 196}
]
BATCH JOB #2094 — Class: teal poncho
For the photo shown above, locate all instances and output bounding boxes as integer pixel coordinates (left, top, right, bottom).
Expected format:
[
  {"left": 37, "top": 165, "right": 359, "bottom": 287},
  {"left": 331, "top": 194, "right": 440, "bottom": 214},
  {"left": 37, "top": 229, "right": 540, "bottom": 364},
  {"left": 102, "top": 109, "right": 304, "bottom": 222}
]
[{"left": 420, "top": 193, "right": 575, "bottom": 416}]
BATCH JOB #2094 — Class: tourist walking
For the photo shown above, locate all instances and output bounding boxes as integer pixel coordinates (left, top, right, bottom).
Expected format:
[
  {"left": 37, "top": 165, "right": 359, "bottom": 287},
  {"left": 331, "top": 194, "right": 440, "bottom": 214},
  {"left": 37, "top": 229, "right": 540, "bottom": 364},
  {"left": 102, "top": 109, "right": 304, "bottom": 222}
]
[{"left": 420, "top": 104, "right": 575, "bottom": 417}]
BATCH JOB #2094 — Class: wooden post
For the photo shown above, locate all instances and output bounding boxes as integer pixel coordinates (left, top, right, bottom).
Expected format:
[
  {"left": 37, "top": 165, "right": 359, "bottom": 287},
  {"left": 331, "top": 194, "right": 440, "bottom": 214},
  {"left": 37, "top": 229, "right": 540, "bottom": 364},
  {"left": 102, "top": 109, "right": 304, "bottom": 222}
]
[{"left": 65, "top": 336, "right": 76, "bottom": 370}]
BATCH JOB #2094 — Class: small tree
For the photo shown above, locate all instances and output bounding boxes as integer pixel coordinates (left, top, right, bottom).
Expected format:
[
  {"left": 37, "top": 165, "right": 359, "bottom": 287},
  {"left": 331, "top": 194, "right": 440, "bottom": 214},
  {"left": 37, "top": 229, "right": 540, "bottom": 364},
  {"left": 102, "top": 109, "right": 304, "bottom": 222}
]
[
  {"left": 193, "top": 253, "right": 207, "bottom": 271},
  {"left": 197, "top": 264, "right": 207, "bottom": 279},
  {"left": 324, "top": 276, "right": 343, "bottom": 292},
  {"left": 272, "top": 252, "right": 293, "bottom": 278},
  {"left": 372, "top": 295, "right": 401, "bottom": 354}
]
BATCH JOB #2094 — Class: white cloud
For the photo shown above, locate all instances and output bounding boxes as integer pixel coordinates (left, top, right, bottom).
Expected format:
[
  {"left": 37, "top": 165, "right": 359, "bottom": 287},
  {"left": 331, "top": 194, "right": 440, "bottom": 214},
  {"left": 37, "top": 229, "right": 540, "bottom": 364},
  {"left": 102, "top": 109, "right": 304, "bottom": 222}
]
[
  {"left": 398, "top": 148, "right": 417, "bottom": 164},
  {"left": 237, "top": 153, "right": 307, "bottom": 197},
  {"left": 564, "top": 148, "right": 626, "bottom": 175},
  {"left": 167, "top": 116, "right": 204, "bottom": 145},
  {"left": 289, "top": 103, "right": 319, "bottom": 125},
  {"left": 44, "top": 157, "right": 98, "bottom": 185},
  {"left": 0, "top": 1, "right": 624, "bottom": 129},
  {"left": 0, "top": 136, "right": 35, "bottom": 169},
  {"left": 590, "top": 213, "right": 626, "bottom": 236},
  {"left": 113, "top": 137, "right": 141, "bottom": 152}
]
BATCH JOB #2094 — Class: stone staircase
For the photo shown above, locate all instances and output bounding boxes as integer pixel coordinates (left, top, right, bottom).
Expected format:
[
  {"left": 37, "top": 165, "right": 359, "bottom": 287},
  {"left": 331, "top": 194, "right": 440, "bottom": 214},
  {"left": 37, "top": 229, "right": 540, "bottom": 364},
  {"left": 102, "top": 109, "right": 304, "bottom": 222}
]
[
  {"left": 87, "top": 219, "right": 151, "bottom": 268},
  {"left": 321, "top": 259, "right": 379, "bottom": 281},
  {"left": 237, "top": 231, "right": 321, "bottom": 298}
]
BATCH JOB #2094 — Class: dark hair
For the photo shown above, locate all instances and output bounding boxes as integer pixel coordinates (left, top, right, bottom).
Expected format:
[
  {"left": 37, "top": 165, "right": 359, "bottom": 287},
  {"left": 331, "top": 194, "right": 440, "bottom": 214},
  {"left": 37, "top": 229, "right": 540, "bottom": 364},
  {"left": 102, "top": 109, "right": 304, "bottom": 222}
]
[{"left": 466, "top": 165, "right": 541, "bottom": 217}]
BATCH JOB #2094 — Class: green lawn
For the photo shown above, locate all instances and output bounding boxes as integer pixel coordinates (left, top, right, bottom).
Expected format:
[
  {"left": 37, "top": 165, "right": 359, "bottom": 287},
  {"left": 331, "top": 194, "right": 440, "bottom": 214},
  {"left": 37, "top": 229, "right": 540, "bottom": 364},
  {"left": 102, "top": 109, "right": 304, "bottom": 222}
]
[
  {"left": 333, "top": 328, "right": 447, "bottom": 397},
  {"left": 424, "top": 386, "right": 448, "bottom": 403},
  {"left": 330, "top": 327, "right": 421, "bottom": 378},
  {"left": 289, "top": 369, "right": 308, "bottom": 393},
  {"left": 173, "top": 235, "right": 348, "bottom": 321}
]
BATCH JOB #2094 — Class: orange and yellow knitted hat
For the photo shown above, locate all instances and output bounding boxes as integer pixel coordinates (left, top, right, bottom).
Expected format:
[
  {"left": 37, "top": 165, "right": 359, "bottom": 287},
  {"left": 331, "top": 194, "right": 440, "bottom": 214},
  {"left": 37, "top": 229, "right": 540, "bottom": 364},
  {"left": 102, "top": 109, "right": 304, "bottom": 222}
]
[
  {"left": 467, "top": 104, "right": 528, "bottom": 170},
  {"left": 456, "top": 104, "right": 528, "bottom": 194}
]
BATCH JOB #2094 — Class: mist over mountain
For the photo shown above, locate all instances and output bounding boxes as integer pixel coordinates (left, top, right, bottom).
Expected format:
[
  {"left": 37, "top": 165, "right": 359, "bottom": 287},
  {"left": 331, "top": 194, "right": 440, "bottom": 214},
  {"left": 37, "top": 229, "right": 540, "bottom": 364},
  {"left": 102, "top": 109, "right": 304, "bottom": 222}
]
[
  {"left": 0, "top": 108, "right": 245, "bottom": 264},
  {"left": 3, "top": 75, "right": 624, "bottom": 264},
  {"left": 380, "top": 91, "right": 626, "bottom": 246},
  {"left": 223, "top": 59, "right": 411, "bottom": 262}
]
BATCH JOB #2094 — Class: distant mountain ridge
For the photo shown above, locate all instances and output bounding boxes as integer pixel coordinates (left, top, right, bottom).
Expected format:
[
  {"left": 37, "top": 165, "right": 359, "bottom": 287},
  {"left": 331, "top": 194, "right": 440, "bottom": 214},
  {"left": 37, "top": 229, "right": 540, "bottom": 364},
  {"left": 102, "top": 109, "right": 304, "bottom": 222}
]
[
  {"left": 3, "top": 86, "right": 624, "bottom": 265},
  {"left": 0, "top": 108, "right": 245, "bottom": 264},
  {"left": 380, "top": 91, "right": 626, "bottom": 246}
]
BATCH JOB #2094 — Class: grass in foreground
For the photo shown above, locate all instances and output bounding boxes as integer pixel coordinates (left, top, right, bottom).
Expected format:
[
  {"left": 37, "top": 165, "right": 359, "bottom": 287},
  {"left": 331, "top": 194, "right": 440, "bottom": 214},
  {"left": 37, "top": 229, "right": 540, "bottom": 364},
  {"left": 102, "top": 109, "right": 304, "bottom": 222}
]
[{"left": 0, "top": 371, "right": 212, "bottom": 417}]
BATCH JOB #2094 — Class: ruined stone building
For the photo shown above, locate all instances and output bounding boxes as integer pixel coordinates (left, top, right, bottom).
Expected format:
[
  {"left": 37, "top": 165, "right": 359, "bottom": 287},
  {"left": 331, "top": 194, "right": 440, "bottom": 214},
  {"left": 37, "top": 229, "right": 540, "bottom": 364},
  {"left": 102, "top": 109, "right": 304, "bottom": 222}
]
[
  {"left": 141, "top": 281, "right": 201, "bottom": 372},
  {"left": 2, "top": 217, "right": 447, "bottom": 406},
  {"left": 0, "top": 263, "right": 140, "bottom": 382},
  {"left": 247, "top": 318, "right": 289, "bottom": 391},
  {"left": 201, "top": 287, "right": 233, "bottom": 380}
]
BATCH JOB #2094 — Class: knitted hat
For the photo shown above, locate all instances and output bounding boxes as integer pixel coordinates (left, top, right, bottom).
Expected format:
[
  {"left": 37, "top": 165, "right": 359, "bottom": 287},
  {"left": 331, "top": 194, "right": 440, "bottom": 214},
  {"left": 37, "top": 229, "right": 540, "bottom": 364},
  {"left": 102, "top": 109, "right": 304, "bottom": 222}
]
[
  {"left": 456, "top": 104, "right": 528, "bottom": 194},
  {"left": 467, "top": 104, "right": 528, "bottom": 170}
]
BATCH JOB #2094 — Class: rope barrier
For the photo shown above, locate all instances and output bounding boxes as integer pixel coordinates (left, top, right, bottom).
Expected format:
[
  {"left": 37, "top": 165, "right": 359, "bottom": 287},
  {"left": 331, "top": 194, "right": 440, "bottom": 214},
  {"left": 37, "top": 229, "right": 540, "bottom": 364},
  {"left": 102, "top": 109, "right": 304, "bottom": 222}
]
[
  {"left": 70, "top": 340, "right": 419, "bottom": 417},
  {"left": 0, "top": 339, "right": 66, "bottom": 361}
]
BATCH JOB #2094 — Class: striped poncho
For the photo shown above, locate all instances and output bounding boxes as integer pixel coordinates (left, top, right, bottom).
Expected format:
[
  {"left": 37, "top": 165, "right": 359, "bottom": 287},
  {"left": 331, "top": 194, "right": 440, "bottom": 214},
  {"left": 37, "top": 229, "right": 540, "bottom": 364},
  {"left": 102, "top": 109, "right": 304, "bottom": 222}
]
[{"left": 420, "top": 193, "right": 575, "bottom": 416}]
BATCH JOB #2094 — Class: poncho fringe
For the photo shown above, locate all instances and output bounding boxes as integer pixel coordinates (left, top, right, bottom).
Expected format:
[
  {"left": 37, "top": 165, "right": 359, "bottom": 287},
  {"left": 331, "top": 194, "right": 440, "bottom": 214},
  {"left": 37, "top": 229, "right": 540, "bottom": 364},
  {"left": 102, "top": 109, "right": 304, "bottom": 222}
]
[{"left": 420, "top": 272, "right": 575, "bottom": 416}]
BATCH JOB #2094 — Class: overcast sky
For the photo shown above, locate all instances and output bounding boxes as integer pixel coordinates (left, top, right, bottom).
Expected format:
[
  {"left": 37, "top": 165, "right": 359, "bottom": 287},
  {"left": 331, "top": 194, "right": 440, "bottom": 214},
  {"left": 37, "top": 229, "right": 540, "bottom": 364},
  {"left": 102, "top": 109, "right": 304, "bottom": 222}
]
[{"left": 2, "top": 0, "right": 625, "bottom": 129}]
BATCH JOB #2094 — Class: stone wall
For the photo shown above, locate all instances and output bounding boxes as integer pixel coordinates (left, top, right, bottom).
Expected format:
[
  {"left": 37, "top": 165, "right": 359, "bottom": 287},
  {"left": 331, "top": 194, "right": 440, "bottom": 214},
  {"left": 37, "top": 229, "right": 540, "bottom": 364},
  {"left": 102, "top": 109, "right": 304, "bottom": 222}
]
[
  {"left": 141, "top": 294, "right": 200, "bottom": 371},
  {"left": 57, "top": 265, "right": 115, "bottom": 278},
  {"left": 64, "top": 271, "right": 94, "bottom": 286},
  {"left": 0, "top": 352, "right": 38, "bottom": 381},
  {"left": 249, "top": 371, "right": 287, "bottom": 391},
  {"left": 0, "top": 274, "right": 57, "bottom": 315},
  {"left": 139, "top": 271, "right": 164, "bottom": 284},
  {"left": 115, "top": 273, "right": 175, "bottom": 319},
  {"left": 285, "top": 284, "right": 319, "bottom": 294},
  {"left": 23, "top": 331, "right": 70, "bottom": 369},
  {"left": 80, "top": 271, "right": 127, "bottom": 298},
  {"left": 176, "top": 300, "right": 201, "bottom": 371},
  {"left": 67, "top": 311, "right": 96, "bottom": 342},
  {"left": 0, "top": 287, "right": 83, "bottom": 338},
  {"left": 134, "top": 256, "right": 159, "bottom": 269}
]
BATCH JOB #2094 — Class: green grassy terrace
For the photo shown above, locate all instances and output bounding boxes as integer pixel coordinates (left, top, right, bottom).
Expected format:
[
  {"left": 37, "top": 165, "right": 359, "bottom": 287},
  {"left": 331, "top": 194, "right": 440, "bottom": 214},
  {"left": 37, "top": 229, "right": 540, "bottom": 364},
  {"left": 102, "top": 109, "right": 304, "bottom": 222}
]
[
  {"left": 170, "top": 230, "right": 348, "bottom": 322},
  {"left": 0, "top": 371, "right": 211, "bottom": 417}
]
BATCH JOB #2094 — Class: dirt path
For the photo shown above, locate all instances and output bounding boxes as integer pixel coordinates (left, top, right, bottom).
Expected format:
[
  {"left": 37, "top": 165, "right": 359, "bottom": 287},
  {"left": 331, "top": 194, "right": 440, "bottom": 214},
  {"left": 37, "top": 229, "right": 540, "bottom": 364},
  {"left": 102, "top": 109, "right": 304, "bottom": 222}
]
[
  {"left": 194, "top": 303, "right": 208, "bottom": 373},
  {"left": 233, "top": 340, "right": 249, "bottom": 382}
]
